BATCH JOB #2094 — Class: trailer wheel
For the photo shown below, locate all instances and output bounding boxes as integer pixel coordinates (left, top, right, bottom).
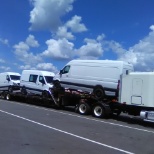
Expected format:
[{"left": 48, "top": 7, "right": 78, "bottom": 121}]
[
  {"left": 6, "top": 93, "right": 11, "bottom": 100},
  {"left": 78, "top": 101, "right": 91, "bottom": 115},
  {"left": 93, "top": 104, "right": 105, "bottom": 118},
  {"left": 93, "top": 86, "right": 105, "bottom": 100},
  {"left": 1, "top": 92, "right": 6, "bottom": 99}
]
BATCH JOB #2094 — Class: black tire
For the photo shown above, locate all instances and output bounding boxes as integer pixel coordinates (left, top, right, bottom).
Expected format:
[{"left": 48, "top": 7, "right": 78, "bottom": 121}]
[
  {"left": 93, "top": 86, "right": 105, "bottom": 100},
  {"left": 21, "top": 87, "right": 27, "bottom": 95},
  {"left": 1, "top": 92, "right": 6, "bottom": 99},
  {"left": 78, "top": 101, "right": 91, "bottom": 115},
  {"left": 93, "top": 104, "right": 105, "bottom": 118},
  {"left": 6, "top": 93, "right": 11, "bottom": 100}
]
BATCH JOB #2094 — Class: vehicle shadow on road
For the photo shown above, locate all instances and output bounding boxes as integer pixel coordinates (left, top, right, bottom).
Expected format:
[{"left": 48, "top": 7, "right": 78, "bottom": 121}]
[{"left": 111, "top": 114, "right": 154, "bottom": 128}]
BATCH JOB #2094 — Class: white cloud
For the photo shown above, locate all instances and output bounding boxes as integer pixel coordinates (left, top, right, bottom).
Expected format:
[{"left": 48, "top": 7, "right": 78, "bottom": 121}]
[
  {"left": 150, "top": 25, "right": 154, "bottom": 31},
  {"left": 0, "top": 66, "right": 10, "bottom": 71},
  {"left": 19, "top": 63, "right": 58, "bottom": 73},
  {"left": 36, "top": 63, "right": 58, "bottom": 72},
  {"left": 55, "top": 26, "right": 74, "bottom": 40},
  {"left": 29, "top": 0, "right": 75, "bottom": 31},
  {"left": 19, "top": 65, "right": 32, "bottom": 70},
  {"left": 77, "top": 38, "right": 103, "bottom": 59},
  {"left": 13, "top": 35, "right": 42, "bottom": 65},
  {"left": 54, "top": 15, "right": 87, "bottom": 40},
  {"left": 26, "top": 34, "right": 39, "bottom": 47},
  {"left": 0, "top": 59, "right": 5, "bottom": 63},
  {"left": 0, "top": 38, "right": 9, "bottom": 45},
  {"left": 77, "top": 29, "right": 154, "bottom": 71},
  {"left": 118, "top": 25, "right": 154, "bottom": 71},
  {"left": 42, "top": 38, "right": 74, "bottom": 60},
  {"left": 66, "top": 15, "right": 88, "bottom": 33}
]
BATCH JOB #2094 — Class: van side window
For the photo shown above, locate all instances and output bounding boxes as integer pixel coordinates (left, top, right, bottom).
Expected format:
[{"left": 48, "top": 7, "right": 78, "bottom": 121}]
[
  {"left": 62, "top": 65, "right": 70, "bottom": 74},
  {"left": 29, "top": 74, "right": 38, "bottom": 83}
]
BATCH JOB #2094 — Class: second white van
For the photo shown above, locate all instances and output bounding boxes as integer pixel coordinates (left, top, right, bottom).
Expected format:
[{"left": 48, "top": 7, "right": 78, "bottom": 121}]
[
  {"left": 0, "top": 72, "right": 20, "bottom": 93},
  {"left": 53, "top": 60, "right": 134, "bottom": 99},
  {"left": 20, "top": 70, "right": 55, "bottom": 97}
]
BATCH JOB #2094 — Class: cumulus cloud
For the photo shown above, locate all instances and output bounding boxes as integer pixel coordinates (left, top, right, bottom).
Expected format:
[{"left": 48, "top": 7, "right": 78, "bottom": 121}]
[
  {"left": 13, "top": 35, "right": 42, "bottom": 65},
  {"left": 55, "top": 26, "right": 74, "bottom": 40},
  {"left": 0, "top": 66, "right": 10, "bottom": 71},
  {"left": 77, "top": 37, "right": 103, "bottom": 59},
  {"left": 36, "top": 63, "right": 58, "bottom": 72},
  {"left": 0, "top": 59, "right": 5, "bottom": 63},
  {"left": 19, "top": 63, "right": 58, "bottom": 73},
  {"left": 26, "top": 34, "right": 39, "bottom": 47},
  {"left": 65, "top": 15, "right": 87, "bottom": 33},
  {"left": 42, "top": 38, "right": 74, "bottom": 60},
  {"left": 54, "top": 15, "right": 87, "bottom": 40},
  {"left": 0, "top": 38, "right": 9, "bottom": 45},
  {"left": 29, "top": 0, "right": 75, "bottom": 31},
  {"left": 118, "top": 25, "right": 154, "bottom": 71},
  {"left": 19, "top": 65, "right": 32, "bottom": 70}
]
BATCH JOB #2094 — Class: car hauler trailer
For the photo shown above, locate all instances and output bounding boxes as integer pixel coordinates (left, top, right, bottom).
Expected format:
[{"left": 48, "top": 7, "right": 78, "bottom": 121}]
[
  {"left": 1, "top": 85, "right": 115, "bottom": 118},
  {"left": 118, "top": 72, "right": 154, "bottom": 122},
  {"left": 52, "top": 87, "right": 116, "bottom": 118}
]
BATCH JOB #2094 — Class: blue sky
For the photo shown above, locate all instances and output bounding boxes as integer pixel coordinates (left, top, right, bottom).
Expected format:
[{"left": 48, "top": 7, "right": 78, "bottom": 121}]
[{"left": 0, "top": 0, "right": 154, "bottom": 74}]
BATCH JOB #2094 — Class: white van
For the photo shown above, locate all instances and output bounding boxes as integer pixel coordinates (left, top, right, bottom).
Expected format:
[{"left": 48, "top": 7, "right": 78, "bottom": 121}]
[
  {"left": 53, "top": 60, "right": 134, "bottom": 99},
  {"left": 0, "top": 72, "right": 21, "bottom": 93},
  {"left": 20, "top": 70, "right": 55, "bottom": 97}
]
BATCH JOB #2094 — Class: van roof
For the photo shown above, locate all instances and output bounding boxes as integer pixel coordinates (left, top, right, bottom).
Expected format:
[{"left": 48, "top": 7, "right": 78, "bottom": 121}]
[
  {"left": 22, "top": 70, "right": 55, "bottom": 76},
  {"left": 68, "top": 60, "right": 131, "bottom": 65},
  {"left": 0, "top": 72, "right": 20, "bottom": 75}
]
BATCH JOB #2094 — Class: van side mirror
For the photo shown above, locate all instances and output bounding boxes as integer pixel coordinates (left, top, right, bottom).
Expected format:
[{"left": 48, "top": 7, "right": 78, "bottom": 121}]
[
  {"left": 60, "top": 70, "right": 63, "bottom": 74},
  {"left": 6, "top": 76, "right": 10, "bottom": 81}
]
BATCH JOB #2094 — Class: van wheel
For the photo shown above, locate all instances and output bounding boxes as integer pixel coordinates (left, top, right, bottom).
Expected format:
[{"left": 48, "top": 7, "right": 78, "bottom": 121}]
[
  {"left": 93, "top": 104, "right": 105, "bottom": 118},
  {"left": 93, "top": 86, "right": 104, "bottom": 100},
  {"left": 21, "top": 87, "right": 27, "bottom": 95},
  {"left": 78, "top": 101, "right": 91, "bottom": 115}
]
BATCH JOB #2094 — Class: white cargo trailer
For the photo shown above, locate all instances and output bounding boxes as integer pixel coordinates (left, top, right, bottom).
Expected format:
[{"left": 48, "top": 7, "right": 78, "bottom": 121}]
[{"left": 119, "top": 72, "right": 154, "bottom": 122}]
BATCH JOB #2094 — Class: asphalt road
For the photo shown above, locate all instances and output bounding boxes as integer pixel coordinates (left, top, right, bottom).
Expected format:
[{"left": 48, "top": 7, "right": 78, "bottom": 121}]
[{"left": 0, "top": 99, "right": 154, "bottom": 154}]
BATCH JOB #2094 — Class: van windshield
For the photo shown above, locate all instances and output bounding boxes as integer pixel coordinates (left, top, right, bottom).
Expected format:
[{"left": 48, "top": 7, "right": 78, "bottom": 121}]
[
  {"left": 45, "top": 76, "right": 53, "bottom": 83},
  {"left": 10, "top": 75, "right": 20, "bottom": 80}
]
